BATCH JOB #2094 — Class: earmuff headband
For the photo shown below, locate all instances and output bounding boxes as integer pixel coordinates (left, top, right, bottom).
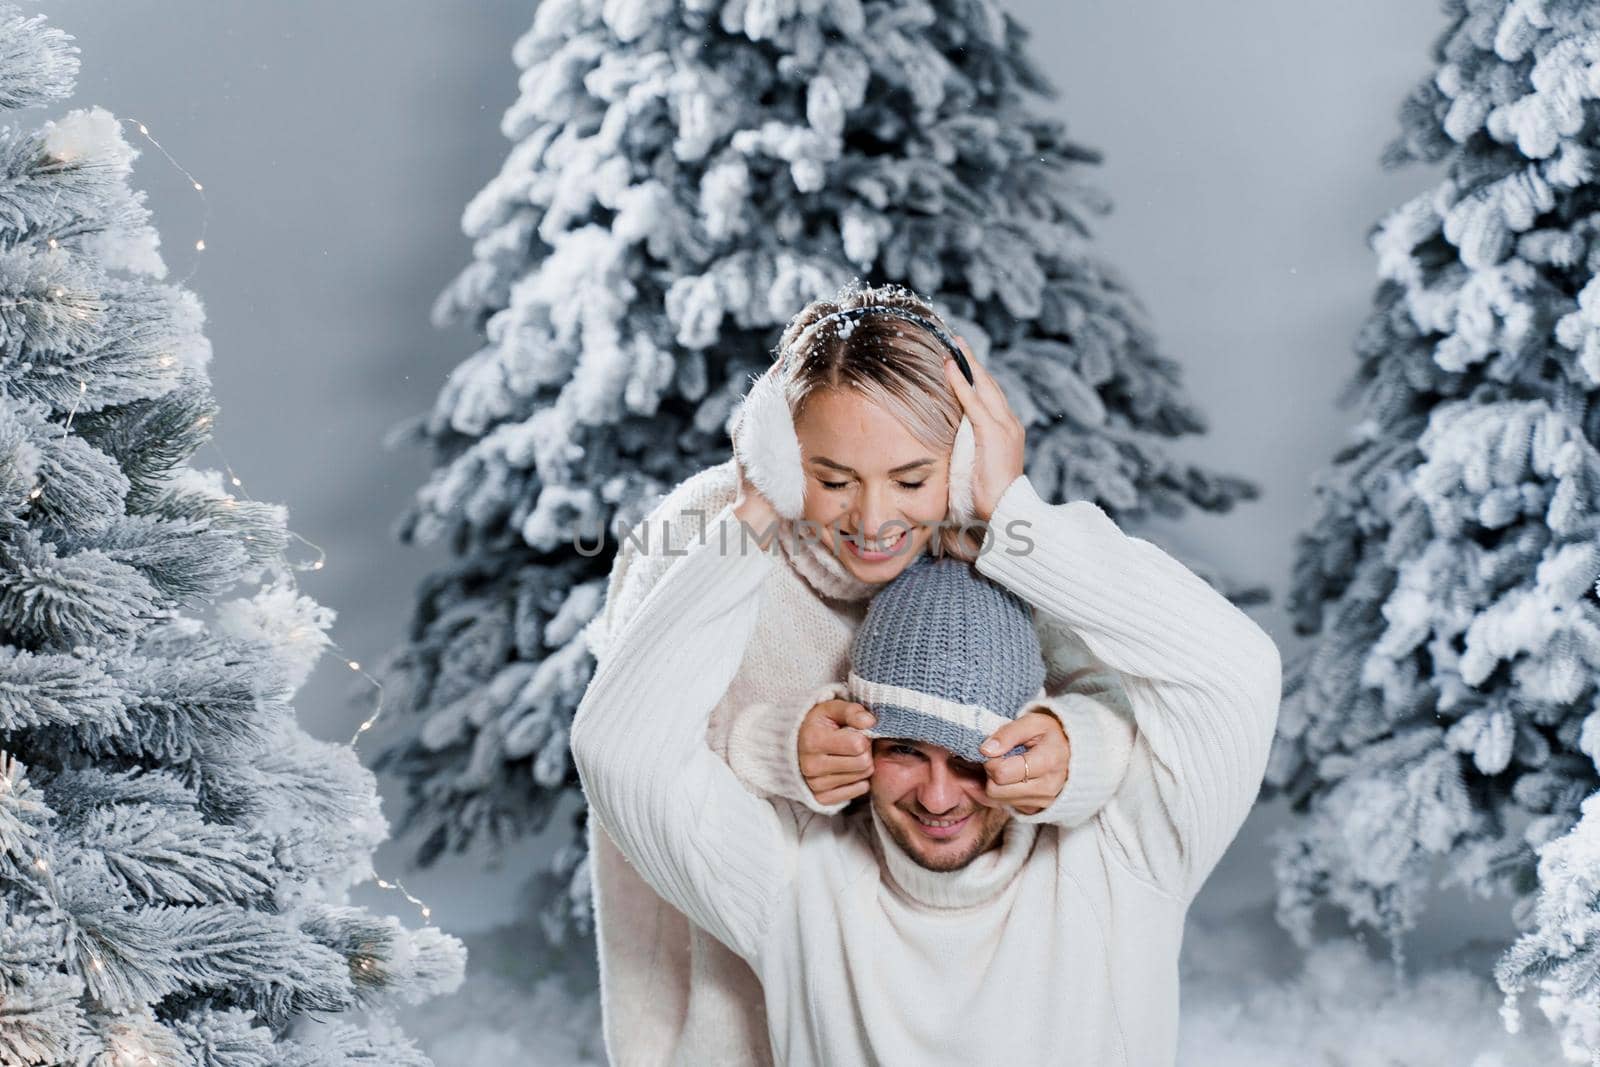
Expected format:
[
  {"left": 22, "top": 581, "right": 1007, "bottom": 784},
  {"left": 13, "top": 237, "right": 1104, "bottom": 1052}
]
[
  {"left": 729, "top": 301, "right": 980, "bottom": 524},
  {"left": 783, "top": 305, "right": 975, "bottom": 386}
]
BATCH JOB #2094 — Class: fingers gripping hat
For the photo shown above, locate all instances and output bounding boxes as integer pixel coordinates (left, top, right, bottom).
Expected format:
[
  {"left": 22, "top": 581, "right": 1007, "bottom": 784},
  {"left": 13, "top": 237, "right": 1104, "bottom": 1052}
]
[
  {"left": 727, "top": 304, "right": 979, "bottom": 523},
  {"left": 848, "top": 553, "right": 1046, "bottom": 763}
]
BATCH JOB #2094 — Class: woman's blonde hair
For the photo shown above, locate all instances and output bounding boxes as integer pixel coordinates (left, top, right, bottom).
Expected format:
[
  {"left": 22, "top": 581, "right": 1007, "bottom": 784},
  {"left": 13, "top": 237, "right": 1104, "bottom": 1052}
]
[{"left": 773, "top": 280, "right": 983, "bottom": 563}]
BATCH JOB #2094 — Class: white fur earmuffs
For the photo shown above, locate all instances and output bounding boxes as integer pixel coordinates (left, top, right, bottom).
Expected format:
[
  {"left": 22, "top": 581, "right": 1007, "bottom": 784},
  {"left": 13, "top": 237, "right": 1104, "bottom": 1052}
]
[{"left": 727, "top": 305, "right": 979, "bottom": 526}]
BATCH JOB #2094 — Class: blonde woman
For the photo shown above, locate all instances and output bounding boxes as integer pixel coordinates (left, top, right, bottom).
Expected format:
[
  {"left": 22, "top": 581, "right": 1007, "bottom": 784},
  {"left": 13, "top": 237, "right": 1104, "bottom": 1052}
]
[{"left": 579, "top": 282, "right": 1180, "bottom": 1064}]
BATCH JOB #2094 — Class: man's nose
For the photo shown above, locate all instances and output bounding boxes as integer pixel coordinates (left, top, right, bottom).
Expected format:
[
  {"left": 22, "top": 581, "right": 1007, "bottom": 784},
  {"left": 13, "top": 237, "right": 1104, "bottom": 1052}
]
[{"left": 918, "top": 760, "right": 965, "bottom": 815}]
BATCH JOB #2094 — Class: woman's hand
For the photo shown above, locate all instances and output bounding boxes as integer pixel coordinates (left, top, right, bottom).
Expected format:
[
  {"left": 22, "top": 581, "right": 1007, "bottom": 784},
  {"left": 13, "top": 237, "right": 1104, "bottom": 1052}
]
[
  {"left": 943, "top": 335, "right": 1026, "bottom": 523},
  {"left": 979, "top": 710, "right": 1070, "bottom": 815},
  {"left": 732, "top": 451, "right": 783, "bottom": 549},
  {"left": 797, "top": 698, "right": 877, "bottom": 805}
]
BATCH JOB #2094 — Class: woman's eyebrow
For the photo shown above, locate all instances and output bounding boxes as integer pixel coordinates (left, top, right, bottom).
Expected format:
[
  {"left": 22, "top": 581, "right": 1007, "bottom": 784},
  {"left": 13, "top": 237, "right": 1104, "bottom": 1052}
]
[{"left": 809, "top": 456, "right": 934, "bottom": 474}]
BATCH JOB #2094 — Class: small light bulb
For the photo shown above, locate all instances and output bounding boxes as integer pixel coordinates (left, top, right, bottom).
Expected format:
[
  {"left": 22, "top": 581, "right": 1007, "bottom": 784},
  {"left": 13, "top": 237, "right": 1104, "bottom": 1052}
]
[{"left": 348, "top": 660, "right": 360, "bottom": 671}]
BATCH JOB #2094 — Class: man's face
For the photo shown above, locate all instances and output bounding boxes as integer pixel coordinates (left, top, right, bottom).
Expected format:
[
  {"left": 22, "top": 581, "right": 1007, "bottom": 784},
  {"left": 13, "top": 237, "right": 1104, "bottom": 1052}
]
[{"left": 868, "top": 737, "right": 1012, "bottom": 872}]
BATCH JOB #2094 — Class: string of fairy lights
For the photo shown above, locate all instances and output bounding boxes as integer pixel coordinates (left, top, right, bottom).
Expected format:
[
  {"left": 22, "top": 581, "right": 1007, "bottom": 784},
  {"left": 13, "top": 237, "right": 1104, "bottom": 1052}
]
[
  {"left": 132, "top": 116, "right": 434, "bottom": 917},
  {"left": 200, "top": 437, "right": 432, "bottom": 928},
  {"left": 3, "top": 112, "right": 436, "bottom": 1057}
]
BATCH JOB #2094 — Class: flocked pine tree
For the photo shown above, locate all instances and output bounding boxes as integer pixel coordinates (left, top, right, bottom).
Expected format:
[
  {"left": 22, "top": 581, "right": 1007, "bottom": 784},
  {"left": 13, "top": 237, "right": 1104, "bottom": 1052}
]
[
  {"left": 1266, "top": 1, "right": 1600, "bottom": 1058},
  {"left": 375, "top": 0, "right": 1264, "bottom": 957},
  {"left": 0, "top": 10, "right": 463, "bottom": 1064}
]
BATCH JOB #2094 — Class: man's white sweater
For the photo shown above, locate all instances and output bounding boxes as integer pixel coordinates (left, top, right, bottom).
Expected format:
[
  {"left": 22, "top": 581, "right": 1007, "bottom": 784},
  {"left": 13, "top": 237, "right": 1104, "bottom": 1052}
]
[
  {"left": 579, "top": 461, "right": 1139, "bottom": 1066},
  {"left": 573, "top": 469, "right": 1282, "bottom": 1066}
]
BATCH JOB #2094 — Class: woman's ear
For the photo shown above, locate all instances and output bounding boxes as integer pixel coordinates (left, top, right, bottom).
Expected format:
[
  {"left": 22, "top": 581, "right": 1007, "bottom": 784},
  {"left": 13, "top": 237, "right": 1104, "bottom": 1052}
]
[{"left": 946, "top": 415, "right": 976, "bottom": 524}]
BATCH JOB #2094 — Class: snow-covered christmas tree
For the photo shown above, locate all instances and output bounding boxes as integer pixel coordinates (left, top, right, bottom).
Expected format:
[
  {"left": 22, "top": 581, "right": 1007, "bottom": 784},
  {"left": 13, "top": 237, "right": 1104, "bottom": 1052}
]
[
  {"left": 0, "top": 10, "right": 463, "bottom": 1063},
  {"left": 376, "top": 0, "right": 1264, "bottom": 958},
  {"left": 1266, "top": 1, "right": 1600, "bottom": 1059}
]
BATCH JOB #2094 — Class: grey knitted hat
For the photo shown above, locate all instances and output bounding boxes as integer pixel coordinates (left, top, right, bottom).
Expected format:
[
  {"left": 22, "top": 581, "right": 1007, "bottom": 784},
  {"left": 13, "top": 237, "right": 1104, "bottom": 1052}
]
[{"left": 849, "top": 553, "right": 1046, "bottom": 763}]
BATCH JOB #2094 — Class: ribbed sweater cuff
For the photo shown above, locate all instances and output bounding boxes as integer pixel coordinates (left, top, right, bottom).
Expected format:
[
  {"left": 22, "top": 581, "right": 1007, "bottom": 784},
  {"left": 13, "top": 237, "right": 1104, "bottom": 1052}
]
[
  {"left": 1008, "top": 692, "right": 1133, "bottom": 828},
  {"left": 725, "top": 682, "right": 854, "bottom": 816}
]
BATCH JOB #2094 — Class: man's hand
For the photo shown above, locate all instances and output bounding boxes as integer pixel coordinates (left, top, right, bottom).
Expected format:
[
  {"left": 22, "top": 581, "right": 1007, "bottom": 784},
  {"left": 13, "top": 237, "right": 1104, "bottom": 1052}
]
[
  {"left": 979, "top": 710, "right": 1070, "bottom": 815},
  {"left": 797, "top": 699, "right": 877, "bottom": 806}
]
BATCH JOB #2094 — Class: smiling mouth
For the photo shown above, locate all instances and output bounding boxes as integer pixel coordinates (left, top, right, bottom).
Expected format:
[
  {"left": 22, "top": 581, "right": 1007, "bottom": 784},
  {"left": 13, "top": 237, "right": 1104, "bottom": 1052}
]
[
  {"left": 911, "top": 812, "right": 971, "bottom": 839},
  {"left": 842, "top": 529, "right": 907, "bottom": 557}
]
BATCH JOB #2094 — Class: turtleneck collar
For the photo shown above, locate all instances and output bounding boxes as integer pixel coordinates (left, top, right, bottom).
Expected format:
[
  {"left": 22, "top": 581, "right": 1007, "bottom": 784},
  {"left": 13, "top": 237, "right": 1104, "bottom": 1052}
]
[
  {"left": 778, "top": 521, "right": 881, "bottom": 602},
  {"left": 865, "top": 803, "right": 1038, "bottom": 910}
]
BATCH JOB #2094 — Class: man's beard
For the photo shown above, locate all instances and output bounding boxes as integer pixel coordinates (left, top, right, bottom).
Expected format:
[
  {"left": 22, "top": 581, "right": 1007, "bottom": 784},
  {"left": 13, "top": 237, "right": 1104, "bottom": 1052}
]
[{"left": 872, "top": 794, "right": 1008, "bottom": 872}]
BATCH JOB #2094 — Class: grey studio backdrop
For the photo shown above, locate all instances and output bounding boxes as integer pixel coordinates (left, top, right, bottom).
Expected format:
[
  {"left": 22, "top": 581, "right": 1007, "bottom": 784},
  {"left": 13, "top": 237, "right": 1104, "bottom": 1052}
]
[{"left": 38, "top": 0, "right": 1508, "bottom": 973}]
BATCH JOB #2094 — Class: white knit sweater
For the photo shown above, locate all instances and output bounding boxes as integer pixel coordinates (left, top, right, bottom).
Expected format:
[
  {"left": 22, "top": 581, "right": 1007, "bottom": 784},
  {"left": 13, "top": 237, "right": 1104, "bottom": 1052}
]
[
  {"left": 578, "top": 461, "right": 1143, "bottom": 1065},
  {"left": 574, "top": 464, "right": 1281, "bottom": 1066}
]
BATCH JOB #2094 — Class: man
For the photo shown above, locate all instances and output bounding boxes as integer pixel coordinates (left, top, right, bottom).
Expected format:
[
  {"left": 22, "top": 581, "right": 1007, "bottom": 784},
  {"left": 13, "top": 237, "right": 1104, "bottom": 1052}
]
[{"left": 571, "top": 472, "right": 1281, "bottom": 1065}]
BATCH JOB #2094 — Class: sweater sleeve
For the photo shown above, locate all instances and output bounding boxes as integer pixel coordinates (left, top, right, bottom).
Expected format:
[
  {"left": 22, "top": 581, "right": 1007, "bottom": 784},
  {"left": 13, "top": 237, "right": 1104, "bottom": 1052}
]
[
  {"left": 998, "top": 612, "right": 1136, "bottom": 828},
  {"left": 570, "top": 500, "right": 796, "bottom": 970},
  {"left": 974, "top": 474, "right": 1283, "bottom": 901},
  {"left": 1004, "top": 698, "right": 1136, "bottom": 829},
  {"left": 723, "top": 681, "right": 856, "bottom": 816}
]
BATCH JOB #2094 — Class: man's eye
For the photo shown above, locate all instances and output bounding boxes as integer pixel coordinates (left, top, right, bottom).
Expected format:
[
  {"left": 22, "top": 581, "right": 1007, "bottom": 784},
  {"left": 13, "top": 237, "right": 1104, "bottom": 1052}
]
[{"left": 889, "top": 743, "right": 920, "bottom": 757}]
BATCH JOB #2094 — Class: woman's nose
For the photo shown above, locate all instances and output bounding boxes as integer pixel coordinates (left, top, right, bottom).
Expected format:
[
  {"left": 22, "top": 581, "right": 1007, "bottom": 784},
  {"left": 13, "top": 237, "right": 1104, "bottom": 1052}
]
[{"left": 854, "top": 481, "right": 899, "bottom": 538}]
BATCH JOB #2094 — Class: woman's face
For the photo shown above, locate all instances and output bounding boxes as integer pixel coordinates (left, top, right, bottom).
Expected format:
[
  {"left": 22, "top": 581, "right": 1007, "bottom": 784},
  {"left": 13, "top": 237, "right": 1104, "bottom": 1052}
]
[{"left": 792, "top": 388, "right": 950, "bottom": 582}]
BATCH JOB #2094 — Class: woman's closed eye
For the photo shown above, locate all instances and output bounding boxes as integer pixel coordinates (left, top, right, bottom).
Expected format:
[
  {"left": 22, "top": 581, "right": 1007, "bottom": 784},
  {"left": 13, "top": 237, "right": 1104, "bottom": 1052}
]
[{"left": 818, "top": 478, "right": 926, "bottom": 491}]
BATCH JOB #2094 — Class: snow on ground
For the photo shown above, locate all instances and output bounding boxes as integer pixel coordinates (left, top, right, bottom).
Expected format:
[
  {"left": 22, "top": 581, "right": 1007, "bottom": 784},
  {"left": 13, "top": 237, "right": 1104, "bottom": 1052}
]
[
  {"left": 405, "top": 919, "right": 605, "bottom": 1066},
  {"left": 1178, "top": 900, "right": 1559, "bottom": 1066},
  {"left": 406, "top": 903, "right": 1566, "bottom": 1065}
]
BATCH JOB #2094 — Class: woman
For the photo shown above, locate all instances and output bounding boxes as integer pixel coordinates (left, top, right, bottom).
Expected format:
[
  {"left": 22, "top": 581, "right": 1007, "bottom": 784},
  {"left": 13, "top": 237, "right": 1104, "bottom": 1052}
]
[{"left": 580, "top": 282, "right": 1138, "bottom": 1066}]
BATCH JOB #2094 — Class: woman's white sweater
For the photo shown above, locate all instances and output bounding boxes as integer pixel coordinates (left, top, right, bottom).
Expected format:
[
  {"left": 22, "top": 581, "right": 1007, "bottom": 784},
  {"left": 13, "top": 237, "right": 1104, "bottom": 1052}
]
[
  {"left": 573, "top": 464, "right": 1282, "bottom": 1066},
  {"left": 578, "top": 461, "right": 1144, "bottom": 1066}
]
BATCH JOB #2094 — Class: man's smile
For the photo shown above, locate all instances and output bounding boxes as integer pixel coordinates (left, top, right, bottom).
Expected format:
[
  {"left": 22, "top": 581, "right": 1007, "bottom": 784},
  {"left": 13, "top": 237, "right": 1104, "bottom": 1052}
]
[{"left": 910, "top": 811, "right": 973, "bottom": 840}]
